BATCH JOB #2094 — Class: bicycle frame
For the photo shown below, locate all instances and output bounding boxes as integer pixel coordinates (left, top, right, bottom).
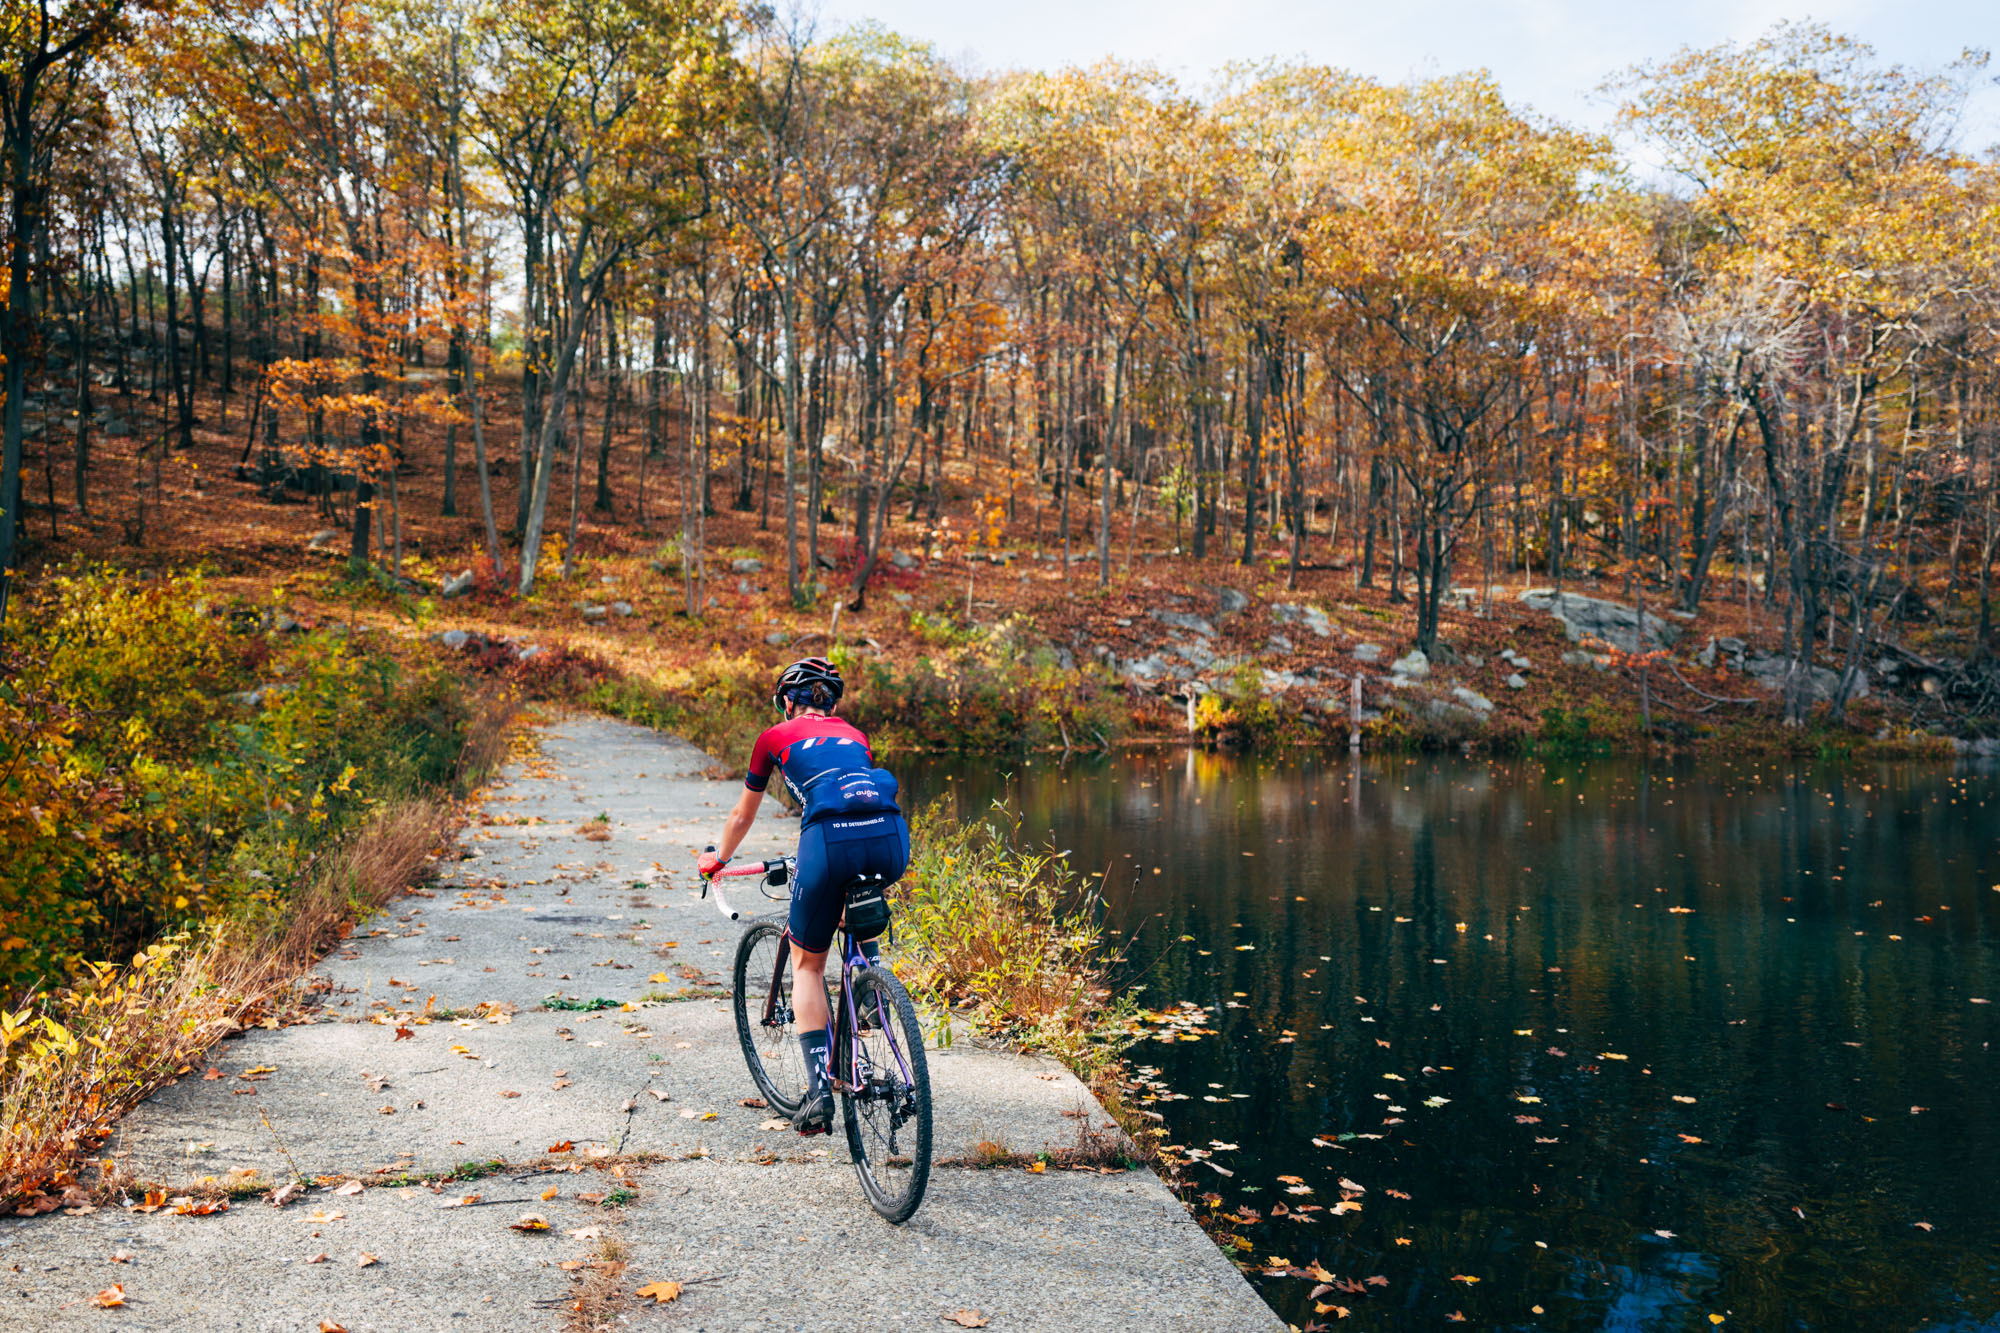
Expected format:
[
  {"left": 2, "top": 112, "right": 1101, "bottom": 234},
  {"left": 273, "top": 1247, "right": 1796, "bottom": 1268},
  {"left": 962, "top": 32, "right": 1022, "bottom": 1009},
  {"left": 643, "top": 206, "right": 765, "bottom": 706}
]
[{"left": 709, "top": 855, "right": 911, "bottom": 1099}]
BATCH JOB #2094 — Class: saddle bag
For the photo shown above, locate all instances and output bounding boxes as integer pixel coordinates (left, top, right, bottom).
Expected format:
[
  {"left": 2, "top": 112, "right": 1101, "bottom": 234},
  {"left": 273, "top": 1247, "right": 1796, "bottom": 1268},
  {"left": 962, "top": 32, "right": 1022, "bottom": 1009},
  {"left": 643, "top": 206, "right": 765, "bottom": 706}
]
[{"left": 844, "top": 876, "right": 892, "bottom": 942}]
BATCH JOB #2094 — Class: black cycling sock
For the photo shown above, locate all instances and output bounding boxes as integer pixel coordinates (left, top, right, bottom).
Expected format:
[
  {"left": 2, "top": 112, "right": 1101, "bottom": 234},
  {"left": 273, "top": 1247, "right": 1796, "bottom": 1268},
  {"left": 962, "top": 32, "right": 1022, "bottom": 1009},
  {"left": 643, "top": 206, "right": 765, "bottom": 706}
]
[
  {"left": 860, "top": 937, "right": 881, "bottom": 966},
  {"left": 799, "top": 1028, "right": 830, "bottom": 1100}
]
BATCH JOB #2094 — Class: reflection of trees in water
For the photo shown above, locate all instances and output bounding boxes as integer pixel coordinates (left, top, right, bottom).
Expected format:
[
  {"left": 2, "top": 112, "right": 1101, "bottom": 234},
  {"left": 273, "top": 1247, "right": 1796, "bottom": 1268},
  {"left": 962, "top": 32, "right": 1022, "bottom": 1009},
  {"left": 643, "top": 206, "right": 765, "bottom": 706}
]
[{"left": 908, "top": 749, "right": 2000, "bottom": 1327}]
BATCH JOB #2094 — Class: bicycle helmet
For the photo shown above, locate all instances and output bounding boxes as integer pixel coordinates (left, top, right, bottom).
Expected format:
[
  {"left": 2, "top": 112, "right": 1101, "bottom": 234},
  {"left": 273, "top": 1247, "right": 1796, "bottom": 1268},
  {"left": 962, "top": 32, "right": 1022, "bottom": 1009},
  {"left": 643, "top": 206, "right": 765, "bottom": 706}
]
[{"left": 774, "top": 656, "right": 843, "bottom": 713}]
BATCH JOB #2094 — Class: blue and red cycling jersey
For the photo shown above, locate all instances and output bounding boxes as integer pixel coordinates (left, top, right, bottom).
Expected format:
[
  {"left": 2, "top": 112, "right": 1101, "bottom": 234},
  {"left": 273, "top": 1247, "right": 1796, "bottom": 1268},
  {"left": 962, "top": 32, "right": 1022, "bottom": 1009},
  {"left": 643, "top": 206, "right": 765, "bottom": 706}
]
[{"left": 744, "top": 714, "right": 900, "bottom": 827}]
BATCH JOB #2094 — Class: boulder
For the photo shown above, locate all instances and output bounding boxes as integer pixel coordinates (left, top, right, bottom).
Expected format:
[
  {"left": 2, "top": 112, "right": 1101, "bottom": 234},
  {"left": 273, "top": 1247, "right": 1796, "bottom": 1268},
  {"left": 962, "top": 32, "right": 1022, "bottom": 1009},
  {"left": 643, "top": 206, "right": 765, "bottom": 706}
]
[
  {"left": 441, "top": 569, "right": 475, "bottom": 598},
  {"left": 516, "top": 644, "right": 544, "bottom": 662},
  {"left": 1214, "top": 587, "right": 1251, "bottom": 618},
  {"left": 1391, "top": 649, "right": 1430, "bottom": 681},
  {"left": 731, "top": 557, "right": 763, "bottom": 574},
  {"left": 1562, "top": 650, "right": 1608, "bottom": 670},
  {"left": 765, "top": 631, "right": 789, "bottom": 646},
  {"left": 1353, "top": 643, "right": 1385, "bottom": 664},
  {"left": 1120, "top": 653, "right": 1185, "bottom": 683},
  {"left": 436, "top": 629, "right": 471, "bottom": 651},
  {"left": 1451, "top": 686, "right": 1495, "bottom": 714},
  {"left": 577, "top": 603, "right": 608, "bottom": 623},
  {"left": 1519, "top": 588, "right": 1681, "bottom": 653},
  {"left": 1261, "top": 669, "right": 1304, "bottom": 693},
  {"left": 1272, "top": 603, "right": 1334, "bottom": 638},
  {"left": 610, "top": 601, "right": 634, "bottom": 617},
  {"left": 1266, "top": 634, "right": 1295, "bottom": 654},
  {"left": 305, "top": 529, "right": 342, "bottom": 552},
  {"left": 890, "top": 550, "right": 917, "bottom": 570},
  {"left": 1150, "top": 609, "right": 1217, "bottom": 638},
  {"left": 1506, "top": 672, "right": 1528, "bottom": 690},
  {"left": 1741, "top": 654, "right": 1869, "bottom": 701}
]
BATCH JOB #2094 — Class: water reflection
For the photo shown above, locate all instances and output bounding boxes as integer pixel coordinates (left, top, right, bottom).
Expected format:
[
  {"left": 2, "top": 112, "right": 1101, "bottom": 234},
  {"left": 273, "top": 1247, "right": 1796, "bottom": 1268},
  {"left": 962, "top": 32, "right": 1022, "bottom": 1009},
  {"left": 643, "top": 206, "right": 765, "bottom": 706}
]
[{"left": 907, "top": 752, "right": 2000, "bottom": 1331}]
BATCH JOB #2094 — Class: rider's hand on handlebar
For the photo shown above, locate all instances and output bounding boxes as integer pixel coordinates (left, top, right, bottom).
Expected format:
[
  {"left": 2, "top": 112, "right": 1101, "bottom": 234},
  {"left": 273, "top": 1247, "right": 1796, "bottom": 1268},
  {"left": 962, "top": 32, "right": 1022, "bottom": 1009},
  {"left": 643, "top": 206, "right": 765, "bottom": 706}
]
[{"left": 697, "top": 851, "right": 728, "bottom": 879}]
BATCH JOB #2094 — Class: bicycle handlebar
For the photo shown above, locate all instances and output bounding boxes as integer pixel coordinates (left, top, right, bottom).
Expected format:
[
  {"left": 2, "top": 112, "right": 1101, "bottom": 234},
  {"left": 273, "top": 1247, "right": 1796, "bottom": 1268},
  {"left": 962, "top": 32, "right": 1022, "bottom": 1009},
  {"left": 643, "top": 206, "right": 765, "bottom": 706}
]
[{"left": 700, "top": 847, "right": 795, "bottom": 922}]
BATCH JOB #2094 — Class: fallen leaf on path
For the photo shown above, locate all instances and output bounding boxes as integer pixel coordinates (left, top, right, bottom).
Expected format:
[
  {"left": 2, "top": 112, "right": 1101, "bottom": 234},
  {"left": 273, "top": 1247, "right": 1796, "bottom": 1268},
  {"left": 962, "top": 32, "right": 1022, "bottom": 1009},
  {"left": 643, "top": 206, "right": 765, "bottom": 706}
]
[
  {"left": 440, "top": 1195, "right": 481, "bottom": 1208},
  {"left": 332, "top": 1181, "right": 364, "bottom": 1196},
  {"left": 941, "top": 1312, "right": 988, "bottom": 1329},
  {"left": 499, "top": 1090, "right": 521, "bottom": 1099},
  {"left": 565, "top": 1226, "right": 602, "bottom": 1241},
  {"left": 1026, "top": 1161, "right": 1046, "bottom": 1174},
  {"left": 239, "top": 1065, "right": 277, "bottom": 1080},
  {"left": 269, "top": 1181, "right": 304, "bottom": 1207},
  {"left": 738, "top": 1096, "right": 766, "bottom": 1108},
  {"left": 547, "top": 1141, "right": 573, "bottom": 1153},
  {"left": 320, "top": 1322, "right": 349, "bottom": 1332},
  {"left": 647, "top": 1089, "right": 669, "bottom": 1101},
  {"left": 93, "top": 1285, "right": 125, "bottom": 1308},
  {"left": 636, "top": 1282, "right": 683, "bottom": 1305},
  {"left": 509, "top": 1213, "right": 549, "bottom": 1232},
  {"left": 393, "top": 1027, "right": 413, "bottom": 1041},
  {"left": 577, "top": 1192, "right": 606, "bottom": 1204},
  {"left": 551, "top": 1079, "right": 572, "bottom": 1090},
  {"left": 171, "top": 1197, "right": 227, "bottom": 1216},
  {"left": 540, "top": 1186, "right": 558, "bottom": 1201},
  {"left": 110, "top": 1250, "right": 132, "bottom": 1263},
  {"left": 202, "top": 1068, "right": 223, "bottom": 1081},
  {"left": 306, "top": 1253, "right": 328, "bottom": 1264},
  {"left": 357, "top": 1253, "right": 379, "bottom": 1268}
]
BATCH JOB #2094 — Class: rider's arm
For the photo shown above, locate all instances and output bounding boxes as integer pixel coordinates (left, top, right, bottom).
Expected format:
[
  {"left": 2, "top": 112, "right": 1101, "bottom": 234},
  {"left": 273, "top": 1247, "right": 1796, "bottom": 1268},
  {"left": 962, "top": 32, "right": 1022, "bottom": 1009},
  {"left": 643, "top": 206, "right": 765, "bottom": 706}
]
[{"left": 710, "top": 785, "right": 763, "bottom": 865}]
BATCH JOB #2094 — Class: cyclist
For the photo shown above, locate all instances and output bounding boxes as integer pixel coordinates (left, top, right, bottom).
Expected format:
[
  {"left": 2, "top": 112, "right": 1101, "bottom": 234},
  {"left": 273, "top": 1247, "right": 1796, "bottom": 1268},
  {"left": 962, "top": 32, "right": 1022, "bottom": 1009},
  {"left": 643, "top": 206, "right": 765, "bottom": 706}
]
[{"left": 696, "top": 657, "right": 908, "bottom": 1134}]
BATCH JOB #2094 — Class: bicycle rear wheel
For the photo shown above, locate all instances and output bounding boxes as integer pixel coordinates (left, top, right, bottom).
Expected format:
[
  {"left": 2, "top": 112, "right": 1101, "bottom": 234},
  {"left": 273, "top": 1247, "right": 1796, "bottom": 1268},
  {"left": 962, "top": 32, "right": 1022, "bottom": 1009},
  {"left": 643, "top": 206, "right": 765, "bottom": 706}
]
[
  {"left": 840, "top": 965, "right": 932, "bottom": 1224},
  {"left": 731, "top": 917, "right": 810, "bottom": 1118}
]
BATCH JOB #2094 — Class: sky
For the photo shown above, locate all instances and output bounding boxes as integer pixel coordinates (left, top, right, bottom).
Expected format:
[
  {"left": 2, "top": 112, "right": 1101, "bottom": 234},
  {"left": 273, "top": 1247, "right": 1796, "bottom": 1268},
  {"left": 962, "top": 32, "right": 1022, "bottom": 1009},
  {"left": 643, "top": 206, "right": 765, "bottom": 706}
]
[{"left": 814, "top": 0, "right": 2000, "bottom": 154}]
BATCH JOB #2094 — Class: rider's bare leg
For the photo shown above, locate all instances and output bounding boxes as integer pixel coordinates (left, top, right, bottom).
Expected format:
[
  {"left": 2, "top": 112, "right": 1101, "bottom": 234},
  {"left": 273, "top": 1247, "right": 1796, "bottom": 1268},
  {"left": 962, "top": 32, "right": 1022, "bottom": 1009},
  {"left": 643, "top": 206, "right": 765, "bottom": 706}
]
[{"left": 793, "top": 944, "right": 830, "bottom": 1032}]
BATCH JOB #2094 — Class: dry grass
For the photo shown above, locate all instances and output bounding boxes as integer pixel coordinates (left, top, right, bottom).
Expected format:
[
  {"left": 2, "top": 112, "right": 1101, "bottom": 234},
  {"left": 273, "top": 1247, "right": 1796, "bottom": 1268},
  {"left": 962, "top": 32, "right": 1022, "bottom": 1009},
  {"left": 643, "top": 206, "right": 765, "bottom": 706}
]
[
  {"left": 559, "top": 1235, "right": 631, "bottom": 1333},
  {"left": 0, "top": 796, "right": 452, "bottom": 1211},
  {"left": 940, "top": 1112, "right": 1139, "bottom": 1172}
]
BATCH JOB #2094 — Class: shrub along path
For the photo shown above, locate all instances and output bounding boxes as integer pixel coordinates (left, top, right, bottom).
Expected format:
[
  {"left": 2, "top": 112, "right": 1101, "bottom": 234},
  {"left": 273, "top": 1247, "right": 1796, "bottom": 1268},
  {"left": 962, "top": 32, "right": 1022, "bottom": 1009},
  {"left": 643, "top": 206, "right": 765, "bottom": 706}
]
[{"left": 2, "top": 715, "right": 1279, "bottom": 1332}]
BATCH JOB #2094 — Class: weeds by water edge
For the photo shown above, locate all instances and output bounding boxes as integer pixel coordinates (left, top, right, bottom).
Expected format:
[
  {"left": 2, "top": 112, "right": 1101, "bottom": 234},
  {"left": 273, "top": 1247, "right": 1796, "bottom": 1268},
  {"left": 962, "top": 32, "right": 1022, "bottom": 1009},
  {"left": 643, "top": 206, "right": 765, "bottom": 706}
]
[{"left": 890, "top": 805, "right": 1161, "bottom": 1169}]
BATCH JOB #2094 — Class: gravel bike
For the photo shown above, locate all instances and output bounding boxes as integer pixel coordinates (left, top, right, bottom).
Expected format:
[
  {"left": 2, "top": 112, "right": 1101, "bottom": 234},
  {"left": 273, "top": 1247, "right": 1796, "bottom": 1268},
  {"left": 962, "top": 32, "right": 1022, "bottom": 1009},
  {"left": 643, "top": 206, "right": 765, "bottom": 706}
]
[{"left": 702, "top": 852, "right": 933, "bottom": 1223}]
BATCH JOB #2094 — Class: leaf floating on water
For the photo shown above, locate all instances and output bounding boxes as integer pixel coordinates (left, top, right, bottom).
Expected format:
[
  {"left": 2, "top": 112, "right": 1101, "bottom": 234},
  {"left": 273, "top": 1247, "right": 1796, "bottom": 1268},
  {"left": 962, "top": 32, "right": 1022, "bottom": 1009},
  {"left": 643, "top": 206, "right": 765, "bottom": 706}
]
[
  {"left": 1451, "top": 1274, "right": 1480, "bottom": 1284},
  {"left": 1914, "top": 1221, "right": 1935, "bottom": 1232}
]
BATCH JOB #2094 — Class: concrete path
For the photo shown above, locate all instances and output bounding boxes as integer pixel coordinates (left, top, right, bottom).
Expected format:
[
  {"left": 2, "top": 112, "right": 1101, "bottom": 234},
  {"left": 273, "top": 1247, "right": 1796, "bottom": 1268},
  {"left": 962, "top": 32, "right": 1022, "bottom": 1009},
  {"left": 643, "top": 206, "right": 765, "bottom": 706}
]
[{"left": 1, "top": 716, "right": 1281, "bottom": 1332}]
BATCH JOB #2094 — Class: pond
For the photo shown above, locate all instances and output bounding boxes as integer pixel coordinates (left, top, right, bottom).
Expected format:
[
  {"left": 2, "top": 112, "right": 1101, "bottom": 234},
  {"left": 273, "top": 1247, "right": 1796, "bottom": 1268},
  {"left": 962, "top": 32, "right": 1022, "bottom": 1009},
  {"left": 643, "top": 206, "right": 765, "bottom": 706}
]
[{"left": 907, "top": 750, "right": 2000, "bottom": 1332}]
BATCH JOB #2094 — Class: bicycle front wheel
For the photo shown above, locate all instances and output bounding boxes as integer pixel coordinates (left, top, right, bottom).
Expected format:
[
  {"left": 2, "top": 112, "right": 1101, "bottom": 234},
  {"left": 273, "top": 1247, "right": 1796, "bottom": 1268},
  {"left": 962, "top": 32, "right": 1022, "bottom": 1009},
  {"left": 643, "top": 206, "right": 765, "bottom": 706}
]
[
  {"left": 732, "top": 917, "right": 810, "bottom": 1118},
  {"left": 840, "top": 965, "right": 933, "bottom": 1224}
]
